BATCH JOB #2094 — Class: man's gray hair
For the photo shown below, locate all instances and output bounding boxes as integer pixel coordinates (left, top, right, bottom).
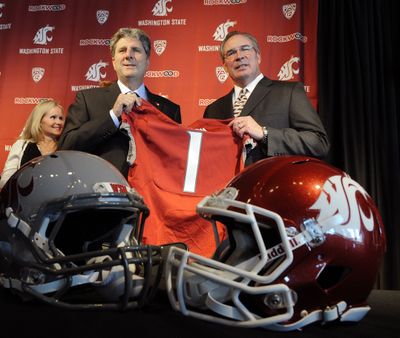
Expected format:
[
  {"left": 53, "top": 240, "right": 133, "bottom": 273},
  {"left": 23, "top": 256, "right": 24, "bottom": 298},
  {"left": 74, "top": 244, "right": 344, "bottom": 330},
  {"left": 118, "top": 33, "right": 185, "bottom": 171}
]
[
  {"left": 220, "top": 31, "right": 260, "bottom": 61},
  {"left": 110, "top": 27, "right": 151, "bottom": 58}
]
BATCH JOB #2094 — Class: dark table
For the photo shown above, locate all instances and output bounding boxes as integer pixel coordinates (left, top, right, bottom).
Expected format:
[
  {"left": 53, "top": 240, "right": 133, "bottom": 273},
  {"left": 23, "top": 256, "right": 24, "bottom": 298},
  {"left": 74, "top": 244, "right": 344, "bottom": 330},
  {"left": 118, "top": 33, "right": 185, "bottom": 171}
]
[{"left": 1, "top": 288, "right": 399, "bottom": 338}]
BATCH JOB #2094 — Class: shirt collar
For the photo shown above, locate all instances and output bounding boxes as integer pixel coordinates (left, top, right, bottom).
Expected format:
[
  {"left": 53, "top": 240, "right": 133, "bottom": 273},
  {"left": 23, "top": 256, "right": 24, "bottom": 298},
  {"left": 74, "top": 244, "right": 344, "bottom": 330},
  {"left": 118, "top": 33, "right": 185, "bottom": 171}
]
[
  {"left": 233, "top": 73, "right": 264, "bottom": 100},
  {"left": 117, "top": 80, "right": 148, "bottom": 100}
]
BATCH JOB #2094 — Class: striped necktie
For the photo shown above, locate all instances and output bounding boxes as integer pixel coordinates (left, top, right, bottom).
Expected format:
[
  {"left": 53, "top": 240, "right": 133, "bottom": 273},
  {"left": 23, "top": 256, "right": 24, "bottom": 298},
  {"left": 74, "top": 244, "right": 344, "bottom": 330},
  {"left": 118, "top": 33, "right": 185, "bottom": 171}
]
[{"left": 233, "top": 88, "right": 248, "bottom": 117}]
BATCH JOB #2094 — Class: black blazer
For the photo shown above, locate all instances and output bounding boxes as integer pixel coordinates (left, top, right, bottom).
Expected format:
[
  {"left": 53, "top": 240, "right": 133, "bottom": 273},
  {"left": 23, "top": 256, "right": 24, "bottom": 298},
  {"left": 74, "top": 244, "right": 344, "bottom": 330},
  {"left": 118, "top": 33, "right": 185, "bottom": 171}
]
[
  {"left": 204, "top": 76, "right": 330, "bottom": 164},
  {"left": 59, "top": 82, "right": 181, "bottom": 177}
]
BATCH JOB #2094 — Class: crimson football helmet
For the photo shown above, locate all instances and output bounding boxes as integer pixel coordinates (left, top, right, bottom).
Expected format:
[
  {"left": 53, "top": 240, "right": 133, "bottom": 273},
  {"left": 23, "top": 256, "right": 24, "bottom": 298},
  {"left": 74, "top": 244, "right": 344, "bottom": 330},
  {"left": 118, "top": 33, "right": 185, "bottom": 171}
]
[
  {"left": 165, "top": 156, "right": 386, "bottom": 330},
  {"left": 0, "top": 151, "right": 163, "bottom": 310}
]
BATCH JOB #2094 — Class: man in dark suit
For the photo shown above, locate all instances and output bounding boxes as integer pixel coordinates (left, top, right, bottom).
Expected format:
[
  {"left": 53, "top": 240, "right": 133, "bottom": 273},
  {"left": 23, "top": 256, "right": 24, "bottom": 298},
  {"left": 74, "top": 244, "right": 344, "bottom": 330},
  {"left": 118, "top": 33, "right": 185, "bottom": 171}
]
[
  {"left": 204, "top": 31, "right": 329, "bottom": 165},
  {"left": 59, "top": 28, "right": 181, "bottom": 177}
]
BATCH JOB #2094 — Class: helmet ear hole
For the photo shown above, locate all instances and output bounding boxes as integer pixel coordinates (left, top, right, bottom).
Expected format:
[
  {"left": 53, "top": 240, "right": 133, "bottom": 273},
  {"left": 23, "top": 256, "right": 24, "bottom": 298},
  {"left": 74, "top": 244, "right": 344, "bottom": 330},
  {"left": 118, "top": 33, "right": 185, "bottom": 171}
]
[{"left": 317, "top": 265, "right": 352, "bottom": 289}]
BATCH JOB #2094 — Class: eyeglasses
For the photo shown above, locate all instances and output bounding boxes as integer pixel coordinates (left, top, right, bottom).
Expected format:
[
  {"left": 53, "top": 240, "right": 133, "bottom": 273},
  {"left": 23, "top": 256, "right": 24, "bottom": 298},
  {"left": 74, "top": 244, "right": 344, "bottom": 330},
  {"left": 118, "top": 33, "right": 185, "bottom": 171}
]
[{"left": 224, "top": 45, "right": 254, "bottom": 61}]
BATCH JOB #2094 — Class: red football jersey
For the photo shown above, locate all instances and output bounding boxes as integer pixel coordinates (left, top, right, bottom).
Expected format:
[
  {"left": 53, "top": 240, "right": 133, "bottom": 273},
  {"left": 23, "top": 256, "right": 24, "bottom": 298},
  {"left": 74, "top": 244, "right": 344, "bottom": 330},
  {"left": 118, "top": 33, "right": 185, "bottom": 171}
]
[{"left": 123, "top": 101, "right": 244, "bottom": 257}]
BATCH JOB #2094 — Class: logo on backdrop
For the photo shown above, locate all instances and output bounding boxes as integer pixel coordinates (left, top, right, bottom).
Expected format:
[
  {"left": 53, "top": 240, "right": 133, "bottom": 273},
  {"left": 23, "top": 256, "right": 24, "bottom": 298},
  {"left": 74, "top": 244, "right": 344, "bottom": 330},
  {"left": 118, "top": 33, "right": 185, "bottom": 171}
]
[
  {"left": 137, "top": 0, "right": 186, "bottom": 26},
  {"left": 32, "top": 67, "right": 45, "bottom": 83},
  {"left": 0, "top": 3, "right": 12, "bottom": 30},
  {"left": 154, "top": 40, "right": 167, "bottom": 55},
  {"left": 152, "top": 0, "right": 173, "bottom": 16},
  {"left": 267, "top": 32, "right": 307, "bottom": 43},
  {"left": 216, "top": 66, "right": 228, "bottom": 83},
  {"left": 96, "top": 10, "right": 109, "bottom": 24},
  {"left": 33, "top": 25, "right": 55, "bottom": 45},
  {"left": 79, "top": 39, "right": 110, "bottom": 46},
  {"left": 85, "top": 60, "right": 108, "bottom": 82},
  {"left": 277, "top": 56, "right": 300, "bottom": 81},
  {"left": 204, "top": 0, "right": 247, "bottom": 5},
  {"left": 198, "top": 98, "right": 216, "bottom": 106},
  {"left": 145, "top": 70, "right": 179, "bottom": 78},
  {"left": 282, "top": 3, "right": 296, "bottom": 20},
  {"left": 213, "top": 20, "right": 236, "bottom": 41},
  {"left": 19, "top": 25, "right": 63, "bottom": 54},
  {"left": 198, "top": 20, "right": 235, "bottom": 53},
  {"left": 14, "top": 97, "right": 51, "bottom": 104},
  {"left": 28, "top": 4, "right": 66, "bottom": 12}
]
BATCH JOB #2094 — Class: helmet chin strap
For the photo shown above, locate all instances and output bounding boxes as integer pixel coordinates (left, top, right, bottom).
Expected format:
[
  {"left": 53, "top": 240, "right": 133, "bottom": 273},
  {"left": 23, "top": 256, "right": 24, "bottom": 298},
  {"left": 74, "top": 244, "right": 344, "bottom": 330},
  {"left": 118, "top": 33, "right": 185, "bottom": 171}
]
[
  {"left": 265, "top": 301, "right": 370, "bottom": 331},
  {"left": 6, "top": 207, "right": 31, "bottom": 238},
  {"left": 0, "top": 272, "right": 99, "bottom": 294}
]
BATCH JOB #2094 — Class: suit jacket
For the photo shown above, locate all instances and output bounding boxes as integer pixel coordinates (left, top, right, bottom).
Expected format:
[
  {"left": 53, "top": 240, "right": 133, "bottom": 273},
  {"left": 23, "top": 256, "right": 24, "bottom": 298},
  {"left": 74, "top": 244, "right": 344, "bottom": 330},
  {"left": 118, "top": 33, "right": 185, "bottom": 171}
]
[
  {"left": 59, "top": 82, "right": 181, "bottom": 177},
  {"left": 204, "top": 76, "right": 330, "bottom": 164}
]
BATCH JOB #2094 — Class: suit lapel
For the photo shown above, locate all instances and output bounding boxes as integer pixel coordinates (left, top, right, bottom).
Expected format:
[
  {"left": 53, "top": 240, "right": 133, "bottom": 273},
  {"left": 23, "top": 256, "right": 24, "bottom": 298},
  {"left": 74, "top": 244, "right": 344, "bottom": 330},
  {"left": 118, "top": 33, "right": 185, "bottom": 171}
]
[
  {"left": 146, "top": 88, "right": 164, "bottom": 111},
  {"left": 240, "top": 77, "right": 272, "bottom": 117},
  {"left": 105, "top": 82, "right": 121, "bottom": 108},
  {"left": 220, "top": 90, "right": 235, "bottom": 119}
]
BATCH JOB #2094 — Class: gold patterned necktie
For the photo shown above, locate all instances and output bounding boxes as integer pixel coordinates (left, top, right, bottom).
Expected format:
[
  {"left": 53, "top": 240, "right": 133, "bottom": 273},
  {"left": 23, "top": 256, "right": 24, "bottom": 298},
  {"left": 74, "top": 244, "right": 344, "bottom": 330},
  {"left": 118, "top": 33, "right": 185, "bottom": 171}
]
[{"left": 233, "top": 88, "right": 248, "bottom": 117}]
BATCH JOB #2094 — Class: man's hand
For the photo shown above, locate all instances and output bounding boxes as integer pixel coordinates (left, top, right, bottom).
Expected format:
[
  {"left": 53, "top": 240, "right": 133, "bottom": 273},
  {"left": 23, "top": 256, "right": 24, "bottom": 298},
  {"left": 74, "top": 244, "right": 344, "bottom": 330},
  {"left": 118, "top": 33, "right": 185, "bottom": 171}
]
[
  {"left": 228, "top": 116, "right": 264, "bottom": 141},
  {"left": 112, "top": 92, "right": 142, "bottom": 117}
]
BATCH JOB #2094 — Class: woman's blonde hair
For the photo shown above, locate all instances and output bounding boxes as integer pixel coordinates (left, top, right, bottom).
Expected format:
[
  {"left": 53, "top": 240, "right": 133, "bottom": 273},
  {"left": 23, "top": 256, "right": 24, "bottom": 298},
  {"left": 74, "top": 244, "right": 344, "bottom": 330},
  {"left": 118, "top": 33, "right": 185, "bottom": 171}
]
[{"left": 19, "top": 99, "right": 63, "bottom": 142}]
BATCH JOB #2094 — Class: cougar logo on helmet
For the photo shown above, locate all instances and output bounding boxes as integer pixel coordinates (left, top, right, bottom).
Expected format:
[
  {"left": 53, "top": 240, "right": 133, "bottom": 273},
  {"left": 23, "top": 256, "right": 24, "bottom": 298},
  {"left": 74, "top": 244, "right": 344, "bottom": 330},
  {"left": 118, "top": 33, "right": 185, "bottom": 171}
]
[{"left": 310, "top": 175, "right": 375, "bottom": 235}]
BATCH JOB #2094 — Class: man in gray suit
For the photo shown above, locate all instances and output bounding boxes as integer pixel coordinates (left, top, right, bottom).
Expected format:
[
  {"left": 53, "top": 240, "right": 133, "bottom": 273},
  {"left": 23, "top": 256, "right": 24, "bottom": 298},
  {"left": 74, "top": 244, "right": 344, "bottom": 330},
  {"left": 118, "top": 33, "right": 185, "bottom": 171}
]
[
  {"left": 204, "top": 31, "right": 329, "bottom": 165},
  {"left": 59, "top": 28, "right": 181, "bottom": 177}
]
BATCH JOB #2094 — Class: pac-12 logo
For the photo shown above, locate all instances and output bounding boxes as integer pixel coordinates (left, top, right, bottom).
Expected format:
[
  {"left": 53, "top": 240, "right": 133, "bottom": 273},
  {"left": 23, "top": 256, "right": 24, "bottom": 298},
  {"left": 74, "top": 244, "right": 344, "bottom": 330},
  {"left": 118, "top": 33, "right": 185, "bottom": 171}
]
[
  {"left": 282, "top": 3, "right": 296, "bottom": 20},
  {"left": 96, "top": 10, "right": 109, "bottom": 24},
  {"left": 32, "top": 67, "right": 45, "bottom": 83},
  {"left": 215, "top": 66, "right": 228, "bottom": 83},
  {"left": 85, "top": 60, "right": 108, "bottom": 82},
  {"left": 152, "top": 0, "right": 173, "bottom": 16},
  {"left": 309, "top": 175, "right": 375, "bottom": 241},
  {"left": 33, "top": 25, "right": 55, "bottom": 45},
  {"left": 154, "top": 40, "right": 167, "bottom": 55}
]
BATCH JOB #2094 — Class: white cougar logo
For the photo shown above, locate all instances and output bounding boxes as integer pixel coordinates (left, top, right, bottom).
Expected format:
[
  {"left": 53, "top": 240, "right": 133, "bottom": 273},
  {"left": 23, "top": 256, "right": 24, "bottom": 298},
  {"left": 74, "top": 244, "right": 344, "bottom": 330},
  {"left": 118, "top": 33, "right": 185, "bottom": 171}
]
[
  {"left": 33, "top": 25, "right": 55, "bottom": 45},
  {"left": 213, "top": 19, "right": 236, "bottom": 41},
  {"left": 85, "top": 60, "right": 108, "bottom": 82},
  {"left": 0, "top": 3, "right": 5, "bottom": 18},
  {"left": 309, "top": 175, "right": 375, "bottom": 241},
  {"left": 152, "top": 0, "right": 173, "bottom": 16},
  {"left": 277, "top": 55, "right": 300, "bottom": 81}
]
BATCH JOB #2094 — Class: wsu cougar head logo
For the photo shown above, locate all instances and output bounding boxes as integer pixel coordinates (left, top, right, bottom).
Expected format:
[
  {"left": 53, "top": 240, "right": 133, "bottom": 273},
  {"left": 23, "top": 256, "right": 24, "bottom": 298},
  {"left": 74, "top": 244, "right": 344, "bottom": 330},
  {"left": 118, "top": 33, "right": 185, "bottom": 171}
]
[
  {"left": 0, "top": 3, "right": 5, "bottom": 18},
  {"left": 33, "top": 25, "right": 55, "bottom": 45},
  {"left": 213, "top": 20, "right": 236, "bottom": 41},
  {"left": 85, "top": 60, "right": 108, "bottom": 82},
  {"left": 309, "top": 175, "right": 375, "bottom": 241},
  {"left": 277, "top": 55, "right": 300, "bottom": 81},
  {"left": 152, "top": 0, "right": 173, "bottom": 16}
]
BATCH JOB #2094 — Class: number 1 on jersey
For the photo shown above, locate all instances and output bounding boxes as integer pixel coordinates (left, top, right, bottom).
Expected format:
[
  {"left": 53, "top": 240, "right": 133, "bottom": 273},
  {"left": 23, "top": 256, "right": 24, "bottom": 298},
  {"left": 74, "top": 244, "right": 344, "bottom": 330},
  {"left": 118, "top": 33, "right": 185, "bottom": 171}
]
[{"left": 183, "top": 131, "right": 203, "bottom": 193}]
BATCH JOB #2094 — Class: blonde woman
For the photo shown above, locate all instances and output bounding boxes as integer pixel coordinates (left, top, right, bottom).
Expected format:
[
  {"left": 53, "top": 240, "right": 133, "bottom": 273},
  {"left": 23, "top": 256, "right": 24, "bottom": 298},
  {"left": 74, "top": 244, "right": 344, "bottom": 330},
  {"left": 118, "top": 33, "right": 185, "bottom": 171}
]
[{"left": 0, "top": 99, "right": 64, "bottom": 190}]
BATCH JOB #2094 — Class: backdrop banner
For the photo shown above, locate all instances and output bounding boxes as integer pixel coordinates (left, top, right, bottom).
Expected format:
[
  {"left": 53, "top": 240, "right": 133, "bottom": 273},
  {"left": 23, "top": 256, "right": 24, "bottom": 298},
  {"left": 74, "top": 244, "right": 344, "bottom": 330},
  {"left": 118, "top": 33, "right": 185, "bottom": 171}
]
[{"left": 0, "top": 0, "right": 318, "bottom": 167}]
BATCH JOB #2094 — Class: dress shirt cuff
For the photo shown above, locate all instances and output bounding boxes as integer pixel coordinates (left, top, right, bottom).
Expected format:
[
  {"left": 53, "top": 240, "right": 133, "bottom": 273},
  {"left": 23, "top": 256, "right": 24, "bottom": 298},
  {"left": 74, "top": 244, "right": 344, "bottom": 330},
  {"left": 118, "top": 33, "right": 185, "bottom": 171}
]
[{"left": 110, "top": 109, "right": 120, "bottom": 127}]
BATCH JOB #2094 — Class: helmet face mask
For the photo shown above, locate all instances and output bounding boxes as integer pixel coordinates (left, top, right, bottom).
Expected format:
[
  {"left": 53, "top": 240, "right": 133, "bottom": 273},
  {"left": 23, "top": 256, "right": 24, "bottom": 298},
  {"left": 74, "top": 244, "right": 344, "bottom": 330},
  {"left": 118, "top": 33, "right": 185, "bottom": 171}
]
[
  {"left": 0, "top": 151, "right": 163, "bottom": 310},
  {"left": 165, "top": 156, "right": 386, "bottom": 331}
]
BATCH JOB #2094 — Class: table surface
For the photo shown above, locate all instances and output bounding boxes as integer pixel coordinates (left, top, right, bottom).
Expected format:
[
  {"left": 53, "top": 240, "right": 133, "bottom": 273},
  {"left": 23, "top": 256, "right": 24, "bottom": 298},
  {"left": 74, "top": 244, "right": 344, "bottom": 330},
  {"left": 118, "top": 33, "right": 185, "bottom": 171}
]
[{"left": 1, "top": 288, "right": 399, "bottom": 338}]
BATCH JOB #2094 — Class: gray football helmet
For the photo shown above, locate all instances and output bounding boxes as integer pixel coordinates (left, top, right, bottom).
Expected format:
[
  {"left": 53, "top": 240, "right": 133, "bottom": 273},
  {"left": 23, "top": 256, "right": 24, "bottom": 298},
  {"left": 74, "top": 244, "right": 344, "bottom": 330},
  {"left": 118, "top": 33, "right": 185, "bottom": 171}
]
[{"left": 0, "top": 150, "right": 163, "bottom": 310}]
